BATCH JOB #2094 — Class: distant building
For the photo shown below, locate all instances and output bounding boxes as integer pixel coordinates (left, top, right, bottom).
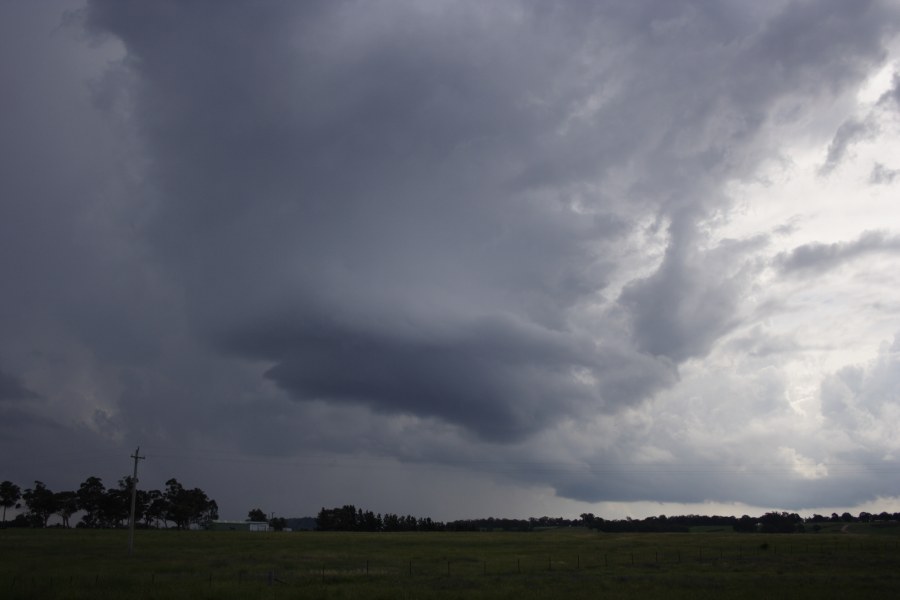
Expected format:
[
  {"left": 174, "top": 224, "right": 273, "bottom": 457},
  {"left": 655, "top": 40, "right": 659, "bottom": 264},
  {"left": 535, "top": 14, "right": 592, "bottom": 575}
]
[{"left": 208, "top": 520, "right": 269, "bottom": 532}]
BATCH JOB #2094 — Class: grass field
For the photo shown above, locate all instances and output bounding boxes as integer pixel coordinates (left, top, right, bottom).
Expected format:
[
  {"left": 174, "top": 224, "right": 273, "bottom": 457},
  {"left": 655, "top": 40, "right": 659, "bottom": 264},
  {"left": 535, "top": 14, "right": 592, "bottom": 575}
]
[{"left": 4, "top": 526, "right": 900, "bottom": 599}]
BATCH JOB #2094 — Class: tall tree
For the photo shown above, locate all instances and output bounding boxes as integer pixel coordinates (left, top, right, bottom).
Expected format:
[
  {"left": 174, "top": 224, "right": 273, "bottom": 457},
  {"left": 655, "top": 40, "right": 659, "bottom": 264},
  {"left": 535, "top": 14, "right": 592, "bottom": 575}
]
[
  {"left": 76, "top": 476, "right": 106, "bottom": 528},
  {"left": 100, "top": 478, "right": 133, "bottom": 528},
  {"left": 0, "top": 480, "right": 21, "bottom": 524},
  {"left": 55, "top": 491, "right": 79, "bottom": 528},
  {"left": 163, "top": 479, "right": 189, "bottom": 529},
  {"left": 144, "top": 489, "right": 167, "bottom": 528},
  {"left": 164, "top": 479, "right": 218, "bottom": 529},
  {"left": 23, "top": 481, "right": 57, "bottom": 527}
]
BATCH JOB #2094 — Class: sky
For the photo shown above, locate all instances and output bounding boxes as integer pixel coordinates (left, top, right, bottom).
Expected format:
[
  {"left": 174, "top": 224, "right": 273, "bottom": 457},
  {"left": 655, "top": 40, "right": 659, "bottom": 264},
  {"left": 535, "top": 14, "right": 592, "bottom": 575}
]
[{"left": 2, "top": 0, "right": 900, "bottom": 523}]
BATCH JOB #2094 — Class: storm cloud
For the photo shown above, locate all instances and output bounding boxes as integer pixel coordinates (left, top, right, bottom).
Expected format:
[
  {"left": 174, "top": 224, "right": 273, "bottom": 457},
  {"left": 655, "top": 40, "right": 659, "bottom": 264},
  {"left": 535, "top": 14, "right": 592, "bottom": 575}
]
[
  {"left": 777, "top": 230, "right": 900, "bottom": 275},
  {"left": 2, "top": 0, "right": 900, "bottom": 520}
]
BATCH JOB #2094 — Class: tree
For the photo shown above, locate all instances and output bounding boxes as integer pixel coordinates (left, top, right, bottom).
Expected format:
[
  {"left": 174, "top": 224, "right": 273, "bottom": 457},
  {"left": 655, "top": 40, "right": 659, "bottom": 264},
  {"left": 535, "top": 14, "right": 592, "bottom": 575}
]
[
  {"left": 23, "top": 481, "right": 57, "bottom": 527},
  {"left": 734, "top": 515, "right": 757, "bottom": 533},
  {"left": 55, "top": 491, "right": 79, "bottom": 528},
  {"left": 164, "top": 479, "right": 218, "bottom": 529},
  {"left": 98, "top": 477, "right": 131, "bottom": 528},
  {"left": 164, "top": 479, "right": 191, "bottom": 529},
  {"left": 187, "top": 493, "right": 218, "bottom": 529},
  {"left": 317, "top": 505, "right": 360, "bottom": 531},
  {"left": 0, "top": 480, "right": 21, "bottom": 524},
  {"left": 247, "top": 508, "right": 267, "bottom": 522},
  {"left": 144, "top": 489, "right": 167, "bottom": 528},
  {"left": 758, "top": 511, "right": 803, "bottom": 534},
  {"left": 76, "top": 477, "right": 106, "bottom": 528}
]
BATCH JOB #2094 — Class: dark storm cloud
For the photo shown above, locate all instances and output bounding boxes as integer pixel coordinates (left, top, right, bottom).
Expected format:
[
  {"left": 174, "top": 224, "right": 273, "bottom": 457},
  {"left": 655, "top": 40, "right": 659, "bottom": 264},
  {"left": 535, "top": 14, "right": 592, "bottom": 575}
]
[
  {"left": 0, "top": 368, "right": 39, "bottom": 402},
  {"left": 752, "top": 0, "right": 891, "bottom": 88},
  {"left": 1, "top": 0, "right": 880, "bottom": 517},
  {"left": 85, "top": 0, "right": 701, "bottom": 442},
  {"left": 220, "top": 311, "right": 676, "bottom": 441},
  {"left": 0, "top": 368, "right": 73, "bottom": 468},
  {"left": 77, "top": 0, "right": 900, "bottom": 452},
  {"left": 777, "top": 230, "right": 900, "bottom": 275},
  {"left": 222, "top": 313, "right": 599, "bottom": 442}
]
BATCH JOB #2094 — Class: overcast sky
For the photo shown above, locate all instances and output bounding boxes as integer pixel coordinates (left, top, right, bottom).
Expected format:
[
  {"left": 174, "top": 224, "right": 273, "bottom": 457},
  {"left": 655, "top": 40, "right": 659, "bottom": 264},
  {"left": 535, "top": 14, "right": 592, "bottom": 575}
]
[{"left": 2, "top": 0, "right": 900, "bottom": 522}]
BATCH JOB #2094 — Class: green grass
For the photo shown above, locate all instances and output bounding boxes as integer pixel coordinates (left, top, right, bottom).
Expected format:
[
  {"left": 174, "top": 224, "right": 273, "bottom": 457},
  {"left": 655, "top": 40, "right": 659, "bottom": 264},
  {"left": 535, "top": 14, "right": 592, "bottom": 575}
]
[{"left": 3, "top": 527, "right": 900, "bottom": 598}]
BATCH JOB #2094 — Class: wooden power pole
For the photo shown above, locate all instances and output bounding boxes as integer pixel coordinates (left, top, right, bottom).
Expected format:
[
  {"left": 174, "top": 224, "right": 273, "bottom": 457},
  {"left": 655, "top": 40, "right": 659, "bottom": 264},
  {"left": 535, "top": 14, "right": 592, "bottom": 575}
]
[{"left": 127, "top": 446, "right": 145, "bottom": 555}]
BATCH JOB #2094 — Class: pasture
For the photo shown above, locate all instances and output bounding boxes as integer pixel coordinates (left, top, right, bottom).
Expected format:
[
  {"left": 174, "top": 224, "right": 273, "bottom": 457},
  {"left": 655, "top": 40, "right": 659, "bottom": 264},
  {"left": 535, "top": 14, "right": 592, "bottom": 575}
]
[{"left": 3, "top": 525, "right": 900, "bottom": 598}]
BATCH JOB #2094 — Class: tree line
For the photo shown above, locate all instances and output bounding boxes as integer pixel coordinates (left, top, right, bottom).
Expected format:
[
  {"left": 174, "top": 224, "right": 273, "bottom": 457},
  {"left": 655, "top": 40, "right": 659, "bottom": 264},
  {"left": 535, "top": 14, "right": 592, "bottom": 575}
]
[
  {"left": 582, "top": 511, "right": 900, "bottom": 534},
  {"left": 313, "top": 505, "right": 900, "bottom": 534},
  {"left": 316, "top": 505, "right": 444, "bottom": 532},
  {"left": 0, "top": 478, "right": 217, "bottom": 530},
  {"left": 313, "top": 505, "right": 668, "bottom": 532}
]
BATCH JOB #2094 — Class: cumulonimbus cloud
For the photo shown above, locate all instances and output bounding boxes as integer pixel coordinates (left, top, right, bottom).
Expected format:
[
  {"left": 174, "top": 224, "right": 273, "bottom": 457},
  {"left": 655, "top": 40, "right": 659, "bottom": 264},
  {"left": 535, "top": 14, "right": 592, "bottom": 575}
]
[{"left": 76, "top": 0, "right": 900, "bottom": 448}]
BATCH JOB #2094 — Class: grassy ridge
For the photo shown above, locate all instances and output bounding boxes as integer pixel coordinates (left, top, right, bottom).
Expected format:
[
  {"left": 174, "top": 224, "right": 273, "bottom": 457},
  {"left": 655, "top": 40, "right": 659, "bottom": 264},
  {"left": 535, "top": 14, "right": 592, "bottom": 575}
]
[{"left": 3, "top": 527, "right": 900, "bottom": 598}]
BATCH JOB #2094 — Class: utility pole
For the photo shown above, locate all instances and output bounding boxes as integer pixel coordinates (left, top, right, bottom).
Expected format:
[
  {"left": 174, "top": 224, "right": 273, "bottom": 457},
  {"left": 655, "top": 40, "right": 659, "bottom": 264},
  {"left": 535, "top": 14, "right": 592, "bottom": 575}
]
[{"left": 127, "top": 446, "right": 145, "bottom": 555}]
